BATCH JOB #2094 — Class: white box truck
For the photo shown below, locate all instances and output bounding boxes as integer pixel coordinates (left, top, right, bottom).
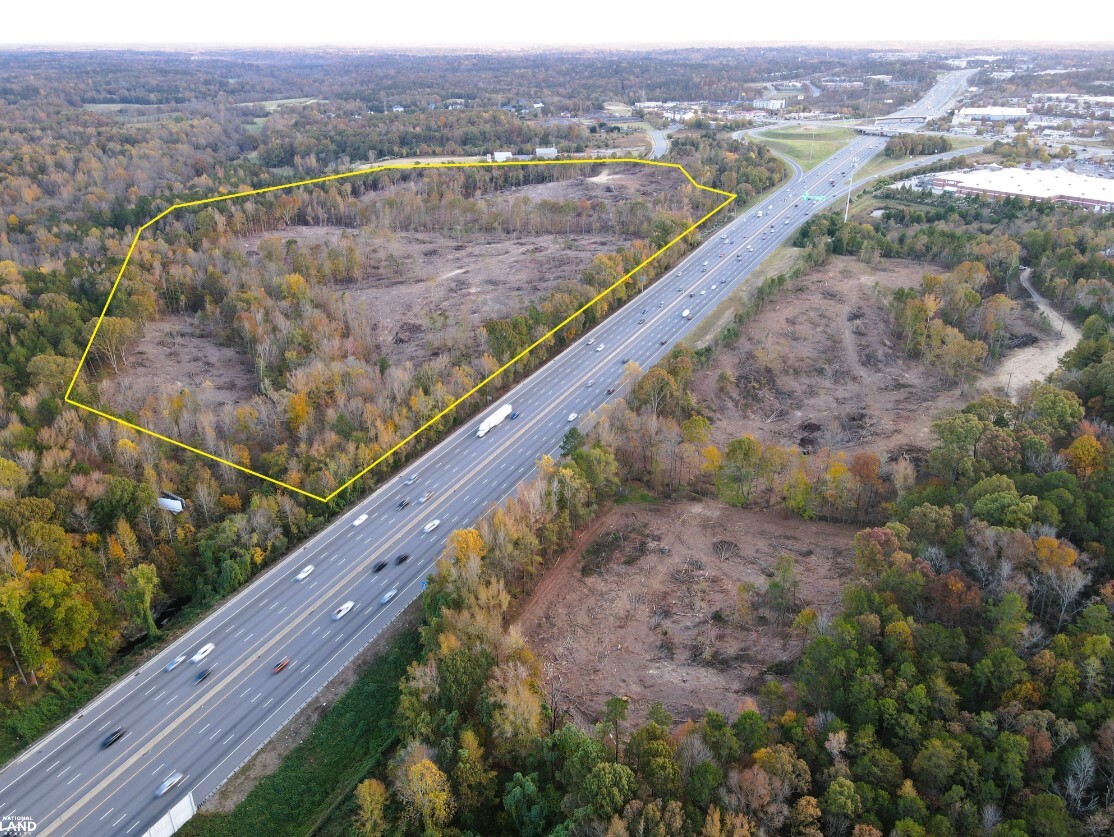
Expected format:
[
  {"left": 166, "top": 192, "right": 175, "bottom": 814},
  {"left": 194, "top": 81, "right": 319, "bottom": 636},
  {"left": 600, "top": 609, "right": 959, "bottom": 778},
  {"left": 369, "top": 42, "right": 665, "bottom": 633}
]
[
  {"left": 477, "top": 404, "right": 513, "bottom": 437},
  {"left": 682, "top": 309, "right": 692, "bottom": 319}
]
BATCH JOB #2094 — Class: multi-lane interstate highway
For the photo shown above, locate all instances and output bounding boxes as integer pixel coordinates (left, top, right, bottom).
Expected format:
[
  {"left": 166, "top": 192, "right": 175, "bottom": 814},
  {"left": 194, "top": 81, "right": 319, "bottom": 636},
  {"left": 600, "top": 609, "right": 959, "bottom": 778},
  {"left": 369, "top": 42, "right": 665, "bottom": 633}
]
[{"left": 0, "top": 70, "right": 969, "bottom": 837}]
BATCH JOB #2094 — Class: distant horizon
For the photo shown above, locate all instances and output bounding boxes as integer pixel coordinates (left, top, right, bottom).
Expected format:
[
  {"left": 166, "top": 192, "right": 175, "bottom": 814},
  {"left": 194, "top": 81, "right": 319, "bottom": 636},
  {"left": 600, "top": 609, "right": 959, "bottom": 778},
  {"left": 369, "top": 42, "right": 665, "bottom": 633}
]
[
  {"left": 2, "top": 39, "right": 1114, "bottom": 53},
  {"left": 8, "top": 0, "right": 1114, "bottom": 49}
]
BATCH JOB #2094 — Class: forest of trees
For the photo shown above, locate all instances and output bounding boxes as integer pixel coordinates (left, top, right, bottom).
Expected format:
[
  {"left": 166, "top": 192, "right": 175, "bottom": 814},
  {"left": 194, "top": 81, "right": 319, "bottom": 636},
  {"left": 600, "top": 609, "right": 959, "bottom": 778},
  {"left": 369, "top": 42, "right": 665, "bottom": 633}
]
[
  {"left": 883, "top": 135, "right": 952, "bottom": 159},
  {"left": 1, "top": 47, "right": 1112, "bottom": 836}
]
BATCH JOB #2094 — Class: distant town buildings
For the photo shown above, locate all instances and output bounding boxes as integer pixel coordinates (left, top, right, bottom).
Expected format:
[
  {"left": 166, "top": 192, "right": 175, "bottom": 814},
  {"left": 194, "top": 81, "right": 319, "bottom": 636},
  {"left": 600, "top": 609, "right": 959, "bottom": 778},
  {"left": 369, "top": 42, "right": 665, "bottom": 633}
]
[
  {"left": 534, "top": 147, "right": 559, "bottom": 159},
  {"left": 931, "top": 167, "right": 1114, "bottom": 211},
  {"left": 753, "top": 98, "right": 785, "bottom": 111}
]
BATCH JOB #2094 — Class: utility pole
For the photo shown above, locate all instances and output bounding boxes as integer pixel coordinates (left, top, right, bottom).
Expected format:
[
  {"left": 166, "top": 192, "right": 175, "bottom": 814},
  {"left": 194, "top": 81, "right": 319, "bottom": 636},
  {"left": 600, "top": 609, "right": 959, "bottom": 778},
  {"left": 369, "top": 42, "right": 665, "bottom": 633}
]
[{"left": 843, "top": 156, "right": 859, "bottom": 223}]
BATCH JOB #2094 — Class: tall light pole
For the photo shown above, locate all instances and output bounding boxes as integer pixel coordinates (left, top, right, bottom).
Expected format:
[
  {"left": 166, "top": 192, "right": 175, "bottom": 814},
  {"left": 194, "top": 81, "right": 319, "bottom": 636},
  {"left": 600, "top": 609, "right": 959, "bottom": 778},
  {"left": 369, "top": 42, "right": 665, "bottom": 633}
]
[{"left": 843, "top": 156, "right": 859, "bottom": 223}]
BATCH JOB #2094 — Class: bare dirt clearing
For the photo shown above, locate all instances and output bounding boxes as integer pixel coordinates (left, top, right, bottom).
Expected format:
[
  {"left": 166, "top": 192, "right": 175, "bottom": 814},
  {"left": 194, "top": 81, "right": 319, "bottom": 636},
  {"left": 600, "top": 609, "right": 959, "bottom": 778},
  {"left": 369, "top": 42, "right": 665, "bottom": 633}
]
[
  {"left": 692, "top": 256, "right": 1046, "bottom": 458},
  {"left": 517, "top": 501, "right": 856, "bottom": 727},
  {"left": 103, "top": 317, "right": 258, "bottom": 414},
  {"left": 236, "top": 165, "right": 699, "bottom": 368}
]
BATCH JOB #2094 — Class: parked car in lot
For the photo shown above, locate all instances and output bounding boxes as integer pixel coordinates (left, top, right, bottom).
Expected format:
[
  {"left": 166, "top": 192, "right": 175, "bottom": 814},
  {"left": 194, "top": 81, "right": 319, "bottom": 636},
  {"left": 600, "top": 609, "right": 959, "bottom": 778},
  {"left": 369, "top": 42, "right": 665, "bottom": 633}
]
[
  {"left": 422, "top": 519, "right": 440, "bottom": 533},
  {"left": 190, "top": 643, "right": 214, "bottom": 664},
  {"left": 294, "top": 565, "right": 314, "bottom": 581},
  {"left": 156, "top": 771, "right": 186, "bottom": 797},
  {"left": 272, "top": 658, "right": 289, "bottom": 674},
  {"left": 332, "top": 601, "right": 354, "bottom": 620},
  {"left": 101, "top": 728, "right": 125, "bottom": 749}
]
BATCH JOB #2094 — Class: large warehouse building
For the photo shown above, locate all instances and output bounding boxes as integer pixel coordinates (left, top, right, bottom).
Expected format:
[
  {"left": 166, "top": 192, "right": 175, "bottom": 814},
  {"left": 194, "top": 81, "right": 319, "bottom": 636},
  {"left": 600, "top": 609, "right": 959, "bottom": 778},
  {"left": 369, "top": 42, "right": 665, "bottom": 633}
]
[{"left": 931, "top": 167, "right": 1114, "bottom": 211}]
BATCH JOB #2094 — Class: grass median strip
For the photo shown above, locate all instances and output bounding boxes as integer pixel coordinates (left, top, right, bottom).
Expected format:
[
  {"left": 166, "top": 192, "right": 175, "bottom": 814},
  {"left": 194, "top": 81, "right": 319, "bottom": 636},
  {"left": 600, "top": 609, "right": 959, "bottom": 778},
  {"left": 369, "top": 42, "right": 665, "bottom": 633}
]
[{"left": 177, "top": 629, "right": 420, "bottom": 837}]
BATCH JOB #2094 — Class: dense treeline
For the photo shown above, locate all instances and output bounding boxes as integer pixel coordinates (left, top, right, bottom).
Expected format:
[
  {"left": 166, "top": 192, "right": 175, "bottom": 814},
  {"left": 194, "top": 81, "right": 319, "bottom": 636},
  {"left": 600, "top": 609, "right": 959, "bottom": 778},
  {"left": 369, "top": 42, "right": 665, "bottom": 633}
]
[
  {"left": 666, "top": 133, "right": 787, "bottom": 203},
  {"left": 884, "top": 134, "right": 952, "bottom": 159},
  {"left": 254, "top": 108, "right": 590, "bottom": 171}
]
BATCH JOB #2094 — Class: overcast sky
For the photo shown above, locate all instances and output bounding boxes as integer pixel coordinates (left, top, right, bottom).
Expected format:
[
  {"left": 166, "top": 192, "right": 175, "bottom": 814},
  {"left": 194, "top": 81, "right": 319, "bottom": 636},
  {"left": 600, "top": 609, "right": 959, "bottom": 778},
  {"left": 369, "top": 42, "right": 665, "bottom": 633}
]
[{"left": 6, "top": 0, "right": 1113, "bottom": 47}]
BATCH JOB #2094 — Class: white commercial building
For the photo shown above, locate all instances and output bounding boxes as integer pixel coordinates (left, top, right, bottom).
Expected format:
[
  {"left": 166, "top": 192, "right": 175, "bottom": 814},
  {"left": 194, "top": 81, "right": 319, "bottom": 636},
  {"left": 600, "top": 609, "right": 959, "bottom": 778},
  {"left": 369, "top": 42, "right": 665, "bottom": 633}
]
[
  {"left": 931, "top": 167, "right": 1114, "bottom": 211},
  {"left": 954, "top": 106, "right": 1028, "bottom": 123}
]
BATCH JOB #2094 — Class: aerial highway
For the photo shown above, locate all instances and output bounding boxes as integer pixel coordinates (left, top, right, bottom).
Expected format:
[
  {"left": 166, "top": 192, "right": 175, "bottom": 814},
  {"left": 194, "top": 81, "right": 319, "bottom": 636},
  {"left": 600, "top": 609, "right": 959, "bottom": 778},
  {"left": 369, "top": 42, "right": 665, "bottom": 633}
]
[{"left": 0, "top": 71, "right": 964, "bottom": 837}]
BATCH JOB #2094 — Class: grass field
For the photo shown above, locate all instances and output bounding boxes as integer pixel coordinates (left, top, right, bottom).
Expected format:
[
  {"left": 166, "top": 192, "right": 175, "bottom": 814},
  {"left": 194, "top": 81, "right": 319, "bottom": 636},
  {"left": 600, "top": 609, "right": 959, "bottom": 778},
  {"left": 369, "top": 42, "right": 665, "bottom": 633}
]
[
  {"left": 750, "top": 125, "right": 858, "bottom": 171},
  {"left": 177, "top": 630, "right": 421, "bottom": 837}
]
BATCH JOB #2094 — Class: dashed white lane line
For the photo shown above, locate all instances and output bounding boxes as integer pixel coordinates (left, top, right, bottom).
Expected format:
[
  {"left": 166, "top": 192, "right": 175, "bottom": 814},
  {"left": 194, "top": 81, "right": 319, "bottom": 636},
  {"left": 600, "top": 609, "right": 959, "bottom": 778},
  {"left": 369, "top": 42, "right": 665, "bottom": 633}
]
[
  {"left": 99, "top": 807, "right": 114, "bottom": 822},
  {"left": 66, "top": 771, "right": 81, "bottom": 785},
  {"left": 209, "top": 728, "right": 221, "bottom": 741},
  {"left": 111, "top": 812, "right": 127, "bottom": 828},
  {"left": 125, "top": 819, "right": 141, "bottom": 833}
]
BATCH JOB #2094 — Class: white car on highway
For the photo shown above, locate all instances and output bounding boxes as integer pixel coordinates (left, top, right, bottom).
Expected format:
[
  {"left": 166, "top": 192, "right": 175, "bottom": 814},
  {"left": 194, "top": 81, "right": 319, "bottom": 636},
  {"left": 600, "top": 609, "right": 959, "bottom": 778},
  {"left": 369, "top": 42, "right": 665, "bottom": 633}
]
[
  {"left": 567, "top": 412, "right": 578, "bottom": 422},
  {"left": 423, "top": 519, "right": 441, "bottom": 533},
  {"left": 332, "top": 601, "right": 354, "bottom": 620},
  {"left": 380, "top": 589, "right": 398, "bottom": 606},
  {"left": 595, "top": 344, "right": 604, "bottom": 352},
  {"left": 295, "top": 564, "right": 314, "bottom": 581},
  {"left": 156, "top": 771, "right": 186, "bottom": 797},
  {"left": 165, "top": 654, "right": 186, "bottom": 672},
  {"left": 352, "top": 513, "right": 368, "bottom": 527},
  {"left": 190, "top": 643, "right": 214, "bottom": 664}
]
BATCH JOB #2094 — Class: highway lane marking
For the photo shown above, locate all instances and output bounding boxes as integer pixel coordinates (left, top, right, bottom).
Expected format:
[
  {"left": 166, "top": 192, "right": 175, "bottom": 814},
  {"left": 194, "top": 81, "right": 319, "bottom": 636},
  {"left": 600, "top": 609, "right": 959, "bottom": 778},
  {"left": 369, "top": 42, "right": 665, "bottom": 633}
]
[
  {"left": 208, "top": 729, "right": 221, "bottom": 741},
  {"left": 65, "top": 772, "right": 80, "bottom": 785},
  {"left": 111, "top": 813, "right": 126, "bottom": 828},
  {"left": 154, "top": 690, "right": 165, "bottom": 701},
  {"left": 199, "top": 724, "right": 210, "bottom": 734},
  {"left": 47, "top": 761, "right": 59, "bottom": 771},
  {"left": 125, "top": 820, "right": 139, "bottom": 833},
  {"left": 57, "top": 765, "right": 71, "bottom": 777},
  {"left": 251, "top": 694, "right": 260, "bottom": 704}
]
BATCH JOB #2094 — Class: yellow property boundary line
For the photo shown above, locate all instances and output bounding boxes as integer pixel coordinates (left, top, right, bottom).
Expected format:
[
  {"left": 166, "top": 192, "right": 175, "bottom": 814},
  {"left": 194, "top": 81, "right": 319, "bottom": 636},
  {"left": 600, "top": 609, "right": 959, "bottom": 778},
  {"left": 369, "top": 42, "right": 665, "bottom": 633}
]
[{"left": 65, "top": 158, "right": 735, "bottom": 502}]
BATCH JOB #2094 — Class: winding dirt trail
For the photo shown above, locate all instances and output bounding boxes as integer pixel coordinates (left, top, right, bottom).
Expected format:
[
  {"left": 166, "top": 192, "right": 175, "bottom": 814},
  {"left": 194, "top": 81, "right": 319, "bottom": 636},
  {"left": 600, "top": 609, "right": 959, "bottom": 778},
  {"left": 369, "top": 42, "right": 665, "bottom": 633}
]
[{"left": 980, "top": 268, "right": 1081, "bottom": 399}]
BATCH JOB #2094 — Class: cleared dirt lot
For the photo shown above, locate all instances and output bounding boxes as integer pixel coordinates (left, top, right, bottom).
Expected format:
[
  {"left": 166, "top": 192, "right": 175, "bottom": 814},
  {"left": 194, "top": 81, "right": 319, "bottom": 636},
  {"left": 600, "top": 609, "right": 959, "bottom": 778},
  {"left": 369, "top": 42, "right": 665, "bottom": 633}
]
[
  {"left": 237, "top": 165, "right": 701, "bottom": 369},
  {"left": 517, "top": 501, "right": 857, "bottom": 727},
  {"left": 692, "top": 256, "right": 1046, "bottom": 459},
  {"left": 103, "top": 316, "right": 259, "bottom": 414}
]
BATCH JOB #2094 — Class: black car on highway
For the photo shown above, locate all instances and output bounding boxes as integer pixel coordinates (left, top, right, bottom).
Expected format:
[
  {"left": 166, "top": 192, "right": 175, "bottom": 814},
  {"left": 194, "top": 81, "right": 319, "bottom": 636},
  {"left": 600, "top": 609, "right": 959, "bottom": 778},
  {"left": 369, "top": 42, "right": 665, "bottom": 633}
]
[{"left": 101, "top": 728, "right": 125, "bottom": 749}]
